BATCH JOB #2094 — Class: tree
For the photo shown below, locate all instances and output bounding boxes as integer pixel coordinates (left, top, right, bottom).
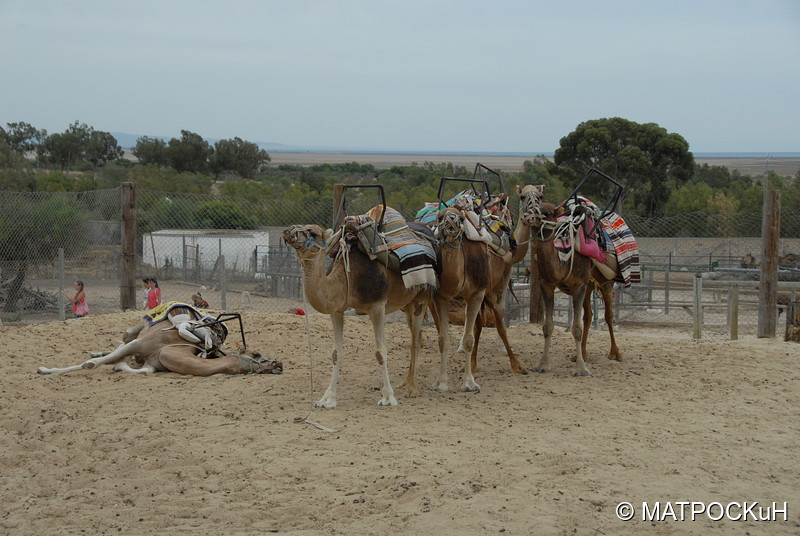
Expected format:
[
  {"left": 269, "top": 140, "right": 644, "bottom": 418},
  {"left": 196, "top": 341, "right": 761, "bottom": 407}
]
[
  {"left": 191, "top": 200, "right": 260, "bottom": 229},
  {"left": 552, "top": 117, "right": 695, "bottom": 215},
  {"left": 125, "top": 165, "right": 212, "bottom": 193},
  {"left": 3, "top": 122, "right": 47, "bottom": 156},
  {"left": 133, "top": 136, "right": 170, "bottom": 167},
  {"left": 209, "top": 137, "right": 270, "bottom": 179},
  {"left": 695, "top": 163, "right": 730, "bottom": 189},
  {"left": 0, "top": 194, "right": 89, "bottom": 312},
  {"left": 85, "top": 130, "right": 123, "bottom": 169},
  {"left": 41, "top": 121, "right": 92, "bottom": 171},
  {"left": 166, "top": 130, "right": 211, "bottom": 173}
]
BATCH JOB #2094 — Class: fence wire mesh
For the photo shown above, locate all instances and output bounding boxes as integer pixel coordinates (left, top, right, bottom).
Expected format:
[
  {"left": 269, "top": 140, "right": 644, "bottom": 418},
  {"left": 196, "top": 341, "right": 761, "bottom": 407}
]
[{"left": 2, "top": 187, "right": 799, "bottom": 339}]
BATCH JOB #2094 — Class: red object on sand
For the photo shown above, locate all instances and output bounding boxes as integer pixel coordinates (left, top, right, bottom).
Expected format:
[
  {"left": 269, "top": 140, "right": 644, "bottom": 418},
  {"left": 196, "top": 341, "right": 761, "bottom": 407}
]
[{"left": 289, "top": 308, "right": 305, "bottom": 315}]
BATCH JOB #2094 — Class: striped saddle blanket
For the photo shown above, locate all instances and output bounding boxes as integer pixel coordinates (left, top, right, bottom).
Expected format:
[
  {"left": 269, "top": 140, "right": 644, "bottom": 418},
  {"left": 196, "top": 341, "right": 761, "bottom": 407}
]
[{"left": 346, "top": 206, "right": 438, "bottom": 291}]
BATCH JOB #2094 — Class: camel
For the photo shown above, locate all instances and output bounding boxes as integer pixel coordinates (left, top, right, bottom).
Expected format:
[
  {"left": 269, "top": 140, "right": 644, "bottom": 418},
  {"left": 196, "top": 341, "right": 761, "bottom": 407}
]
[
  {"left": 37, "top": 304, "right": 282, "bottom": 376},
  {"left": 424, "top": 191, "right": 529, "bottom": 394},
  {"left": 521, "top": 187, "right": 624, "bottom": 362},
  {"left": 282, "top": 219, "right": 432, "bottom": 407},
  {"left": 465, "top": 187, "right": 538, "bottom": 372},
  {"left": 522, "top": 201, "right": 604, "bottom": 376}
]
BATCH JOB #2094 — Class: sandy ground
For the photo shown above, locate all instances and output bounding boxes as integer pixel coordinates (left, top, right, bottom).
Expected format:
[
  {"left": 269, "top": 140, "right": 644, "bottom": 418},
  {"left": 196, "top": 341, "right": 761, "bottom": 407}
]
[{"left": 2, "top": 310, "right": 798, "bottom": 535}]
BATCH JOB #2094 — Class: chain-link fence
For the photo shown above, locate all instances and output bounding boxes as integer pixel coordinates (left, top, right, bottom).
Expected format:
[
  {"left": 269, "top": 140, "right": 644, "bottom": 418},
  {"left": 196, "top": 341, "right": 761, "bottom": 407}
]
[{"left": 2, "top": 186, "right": 799, "bottom": 339}]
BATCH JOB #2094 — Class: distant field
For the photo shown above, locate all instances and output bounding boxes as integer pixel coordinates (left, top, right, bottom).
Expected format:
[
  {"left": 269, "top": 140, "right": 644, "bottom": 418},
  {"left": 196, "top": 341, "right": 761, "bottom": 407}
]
[{"left": 268, "top": 152, "right": 800, "bottom": 176}]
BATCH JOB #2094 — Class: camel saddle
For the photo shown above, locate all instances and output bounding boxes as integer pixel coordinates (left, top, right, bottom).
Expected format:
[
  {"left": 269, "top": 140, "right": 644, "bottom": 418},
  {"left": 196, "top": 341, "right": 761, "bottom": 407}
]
[{"left": 340, "top": 206, "right": 438, "bottom": 291}]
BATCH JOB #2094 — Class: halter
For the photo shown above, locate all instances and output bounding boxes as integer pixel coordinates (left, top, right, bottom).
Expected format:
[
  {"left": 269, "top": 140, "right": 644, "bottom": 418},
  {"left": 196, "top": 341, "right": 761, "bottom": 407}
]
[
  {"left": 302, "top": 234, "right": 327, "bottom": 251},
  {"left": 519, "top": 190, "right": 544, "bottom": 214},
  {"left": 438, "top": 209, "right": 464, "bottom": 248}
]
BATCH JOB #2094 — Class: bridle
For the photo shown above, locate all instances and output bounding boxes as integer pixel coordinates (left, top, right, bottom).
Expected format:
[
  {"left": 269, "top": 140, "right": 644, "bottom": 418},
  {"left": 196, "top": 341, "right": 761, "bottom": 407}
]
[{"left": 437, "top": 209, "right": 464, "bottom": 248}]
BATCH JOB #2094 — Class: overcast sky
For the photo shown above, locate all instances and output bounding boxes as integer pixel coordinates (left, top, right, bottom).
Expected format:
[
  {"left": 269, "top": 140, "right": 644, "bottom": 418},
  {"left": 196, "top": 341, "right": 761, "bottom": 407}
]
[{"left": 1, "top": 0, "right": 798, "bottom": 153}]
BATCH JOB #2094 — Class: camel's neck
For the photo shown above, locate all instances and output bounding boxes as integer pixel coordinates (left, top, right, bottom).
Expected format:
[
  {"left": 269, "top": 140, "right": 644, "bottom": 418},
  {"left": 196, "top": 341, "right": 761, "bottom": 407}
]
[
  {"left": 509, "top": 216, "right": 530, "bottom": 265},
  {"left": 533, "top": 230, "right": 568, "bottom": 282},
  {"left": 297, "top": 250, "right": 348, "bottom": 314},
  {"left": 437, "top": 241, "right": 468, "bottom": 297}
]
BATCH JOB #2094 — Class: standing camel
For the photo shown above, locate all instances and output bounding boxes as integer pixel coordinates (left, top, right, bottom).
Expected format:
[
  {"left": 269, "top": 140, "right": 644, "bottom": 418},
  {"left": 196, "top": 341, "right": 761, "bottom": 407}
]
[
  {"left": 283, "top": 221, "right": 432, "bottom": 407},
  {"left": 425, "top": 192, "right": 526, "bottom": 394},
  {"left": 520, "top": 188, "right": 625, "bottom": 362},
  {"left": 466, "top": 187, "right": 539, "bottom": 373},
  {"left": 522, "top": 201, "right": 600, "bottom": 376}
]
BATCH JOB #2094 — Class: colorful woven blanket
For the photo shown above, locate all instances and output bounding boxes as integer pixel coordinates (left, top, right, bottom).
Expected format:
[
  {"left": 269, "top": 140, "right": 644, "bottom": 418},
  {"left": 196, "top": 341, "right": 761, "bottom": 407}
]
[
  {"left": 144, "top": 302, "right": 214, "bottom": 325},
  {"left": 601, "top": 213, "right": 640, "bottom": 287},
  {"left": 560, "top": 196, "right": 640, "bottom": 287},
  {"left": 415, "top": 190, "right": 512, "bottom": 253},
  {"left": 360, "top": 206, "right": 438, "bottom": 290}
]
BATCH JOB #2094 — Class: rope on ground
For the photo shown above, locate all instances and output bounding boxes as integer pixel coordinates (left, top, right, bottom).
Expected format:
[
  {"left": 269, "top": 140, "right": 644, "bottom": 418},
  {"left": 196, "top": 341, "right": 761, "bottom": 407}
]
[{"left": 293, "top": 260, "right": 337, "bottom": 434}]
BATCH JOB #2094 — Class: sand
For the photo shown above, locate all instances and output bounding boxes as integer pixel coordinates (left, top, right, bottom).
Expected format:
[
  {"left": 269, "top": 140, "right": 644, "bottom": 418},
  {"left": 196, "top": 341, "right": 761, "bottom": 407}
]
[{"left": 2, "top": 310, "right": 798, "bottom": 534}]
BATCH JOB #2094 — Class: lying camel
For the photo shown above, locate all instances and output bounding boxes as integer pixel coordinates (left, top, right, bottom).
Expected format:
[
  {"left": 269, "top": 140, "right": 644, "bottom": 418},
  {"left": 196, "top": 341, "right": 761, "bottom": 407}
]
[{"left": 37, "top": 303, "right": 282, "bottom": 376}]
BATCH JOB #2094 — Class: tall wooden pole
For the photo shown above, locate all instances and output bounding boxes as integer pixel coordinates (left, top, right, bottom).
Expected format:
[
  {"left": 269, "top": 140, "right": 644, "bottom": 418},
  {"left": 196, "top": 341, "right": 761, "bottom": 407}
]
[
  {"left": 332, "top": 184, "right": 345, "bottom": 231},
  {"left": 757, "top": 189, "right": 780, "bottom": 338},
  {"left": 120, "top": 183, "right": 137, "bottom": 311}
]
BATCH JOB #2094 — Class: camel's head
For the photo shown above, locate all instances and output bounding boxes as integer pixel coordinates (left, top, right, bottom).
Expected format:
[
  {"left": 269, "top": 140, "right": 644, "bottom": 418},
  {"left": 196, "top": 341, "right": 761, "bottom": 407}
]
[
  {"left": 436, "top": 206, "right": 465, "bottom": 246},
  {"left": 522, "top": 202, "right": 563, "bottom": 230},
  {"left": 283, "top": 225, "right": 331, "bottom": 258},
  {"left": 233, "top": 348, "right": 284, "bottom": 375},
  {"left": 517, "top": 184, "right": 546, "bottom": 214}
]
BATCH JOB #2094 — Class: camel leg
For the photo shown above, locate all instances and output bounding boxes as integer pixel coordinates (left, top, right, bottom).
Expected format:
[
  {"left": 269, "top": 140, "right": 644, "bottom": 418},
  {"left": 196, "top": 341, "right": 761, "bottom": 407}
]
[
  {"left": 401, "top": 300, "right": 426, "bottom": 397},
  {"left": 38, "top": 341, "right": 139, "bottom": 376},
  {"left": 534, "top": 284, "right": 555, "bottom": 373},
  {"left": 154, "top": 348, "right": 272, "bottom": 376},
  {"left": 571, "top": 287, "right": 591, "bottom": 377},
  {"left": 580, "top": 289, "right": 592, "bottom": 363},
  {"left": 368, "top": 306, "right": 397, "bottom": 407},
  {"left": 488, "top": 295, "right": 525, "bottom": 374},
  {"left": 600, "top": 281, "right": 622, "bottom": 360},
  {"left": 470, "top": 310, "right": 483, "bottom": 374},
  {"left": 431, "top": 297, "right": 451, "bottom": 392},
  {"left": 123, "top": 323, "right": 145, "bottom": 343},
  {"left": 316, "top": 311, "right": 345, "bottom": 408},
  {"left": 460, "top": 295, "right": 482, "bottom": 392}
]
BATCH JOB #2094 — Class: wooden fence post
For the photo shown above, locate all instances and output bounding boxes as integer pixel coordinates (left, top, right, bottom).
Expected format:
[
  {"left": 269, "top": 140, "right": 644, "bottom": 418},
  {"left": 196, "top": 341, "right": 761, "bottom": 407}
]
[
  {"left": 729, "top": 285, "right": 739, "bottom": 341},
  {"left": 58, "top": 248, "right": 65, "bottom": 321},
  {"left": 758, "top": 190, "right": 780, "bottom": 338},
  {"left": 120, "top": 183, "right": 137, "bottom": 311},
  {"left": 332, "top": 184, "right": 345, "bottom": 231},
  {"left": 692, "top": 273, "right": 702, "bottom": 339},
  {"left": 219, "top": 255, "right": 227, "bottom": 310}
]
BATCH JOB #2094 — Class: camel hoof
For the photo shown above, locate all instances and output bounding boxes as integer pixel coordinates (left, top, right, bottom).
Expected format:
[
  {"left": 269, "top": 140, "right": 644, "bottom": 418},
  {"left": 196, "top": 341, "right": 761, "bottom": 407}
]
[
  {"left": 461, "top": 383, "right": 480, "bottom": 393},
  {"left": 573, "top": 370, "right": 592, "bottom": 377},
  {"left": 378, "top": 397, "right": 398, "bottom": 407},
  {"left": 532, "top": 367, "right": 550, "bottom": 374},
  {"left": 510, "top": 363, "right": 527, "bottom": 374},
  {"left": 608, "top": 355, "right": 623, "bottom": 362},
  {"left": 314, "top": 399, "right": 337, "bottom": 409},
  {"left": 429, "top": 384, "right": 449, "bottom": 393}
]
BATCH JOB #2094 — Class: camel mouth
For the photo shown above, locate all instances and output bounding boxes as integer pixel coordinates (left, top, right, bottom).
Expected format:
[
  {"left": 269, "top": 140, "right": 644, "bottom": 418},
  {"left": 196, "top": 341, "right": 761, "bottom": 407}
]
[
  {"left": 282, "top": 225, "right": 309, "bottom": 248},
  {"left": 521, "top": 209, "right": 541, "bottom": 228}
]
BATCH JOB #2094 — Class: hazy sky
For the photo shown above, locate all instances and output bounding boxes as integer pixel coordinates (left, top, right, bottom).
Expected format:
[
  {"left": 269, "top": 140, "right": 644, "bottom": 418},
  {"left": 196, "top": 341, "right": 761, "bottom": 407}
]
[{"left": 1, "top": 0, "right": 798, "bottom": 153}]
